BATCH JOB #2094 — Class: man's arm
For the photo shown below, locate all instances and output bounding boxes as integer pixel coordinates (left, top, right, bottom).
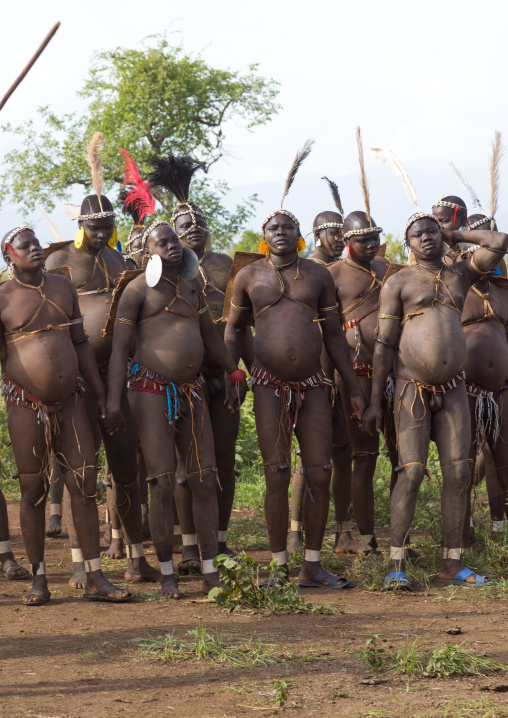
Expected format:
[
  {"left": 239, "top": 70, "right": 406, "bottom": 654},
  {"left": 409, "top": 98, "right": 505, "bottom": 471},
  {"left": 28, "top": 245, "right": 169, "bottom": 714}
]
[
  {"left": 105, "top": 283, "right": 144, "bottom": 433},
  {"left": 200, "top": 309, "right": 238, "bottom": 375},
  {"left": 224, "top": 270, "right": 253, "bottom": 367},
  {"left": 363, "top": 276, "right": 403, "bottom": 435},
  {"left": 319, "top": 270, "right": 365, "bottom": 420},
  {"left": 443, "top": 229, "right": 508, "bottom": 284}
]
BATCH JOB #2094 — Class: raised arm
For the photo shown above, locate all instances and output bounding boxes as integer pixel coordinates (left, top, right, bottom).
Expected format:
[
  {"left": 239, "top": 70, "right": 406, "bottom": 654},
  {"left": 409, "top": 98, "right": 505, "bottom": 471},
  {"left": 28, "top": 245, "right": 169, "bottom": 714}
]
[
  {"left": 319, "top": 270, "right": 366, "bottom": 421},
  {"left": 442, "top": 229, "right": 508, "bottom": 285},
  {"left": 363, "top": 276, "right": 403, "bottom": 435},
  {"left": 224, "top": 269, "right": 253, "bottom": 367}
]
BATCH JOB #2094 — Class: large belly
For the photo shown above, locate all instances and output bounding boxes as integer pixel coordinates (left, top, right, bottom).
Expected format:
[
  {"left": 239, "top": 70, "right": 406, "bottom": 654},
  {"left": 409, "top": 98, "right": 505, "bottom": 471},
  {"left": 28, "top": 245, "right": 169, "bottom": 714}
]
[
  {"left": 463, "top": 324, "right": 508, "bottom": 389},
  {"left": 5, "top": 333, "right": 79, "bottom": 404},
  {"left": 134, "top": 317, "right": 204, "bottom": 384},
  {"left": 253, "top": 305, "right": 323, "bottom": 380},
  {"left": 78, "top": 294, "right": 113, "bottom": 363},
  {"left": 396, "top": 306, "right": 465, "bottom": 384}
]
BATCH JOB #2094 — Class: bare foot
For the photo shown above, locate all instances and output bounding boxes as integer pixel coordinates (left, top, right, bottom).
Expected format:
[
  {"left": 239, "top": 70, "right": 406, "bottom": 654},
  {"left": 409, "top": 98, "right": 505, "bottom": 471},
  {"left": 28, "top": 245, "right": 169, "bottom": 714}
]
[
  {"left": 69, "top": 561, "right": 87, "bottom": 589},
  {"left": 0, "top": 555, "right": 29, "bottom": 580},
  {"left": 22, "top": 575, "right": 51, "bottom": 606},
  {"left": 287, "top": 530, "right": 303, "bottom": 554},
  {"left": 101, "top": 538, "right": 124, "bottom": 559},
  {"left": 334, "top": 531, "right": 365, "bottom": 554},
  {"left": 124, "top": 557, "right": 160, "bottom": 583},
  {"left": 201, "top": 571, "right": 221, "bottom": 594},
  {"left": 160, "top": 574, "right": 181, "bottom": 599},
  {"left": 46, "top": 514, "right": 62, "bottom": 538},
  {"left": 84, "top": 571, "right": 131, "bottom": 602}
]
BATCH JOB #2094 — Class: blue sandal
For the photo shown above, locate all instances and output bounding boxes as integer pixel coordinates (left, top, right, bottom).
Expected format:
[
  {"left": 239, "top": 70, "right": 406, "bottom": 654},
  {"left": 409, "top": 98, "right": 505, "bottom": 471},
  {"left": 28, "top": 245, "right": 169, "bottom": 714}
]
[
  {"left": 438, "top": 567, "right": 491, "bottom": 587},
  {"left": 259, "top": 571, "right": 287, "bottom": 588},
  {"left": 299, "top": 568, "right": 352, "bottom": 589},
  {"left": 384, "top": 571, "right": 411, "bottom": 591}
]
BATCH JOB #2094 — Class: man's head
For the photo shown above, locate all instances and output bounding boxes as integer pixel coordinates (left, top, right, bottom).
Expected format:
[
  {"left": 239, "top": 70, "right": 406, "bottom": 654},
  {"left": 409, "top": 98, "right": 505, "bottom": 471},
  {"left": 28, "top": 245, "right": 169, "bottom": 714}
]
[
  {"left": 78, "top": 194, "right": 116, "bottom": 251},
  {"left": 173, "top": 202, "right": 210, "bottom": 252},
  {"left": 127, "top": 228, "right": 145, "bottom": 257},
  {"left": 431, "top": 195, "right": 467, "bottom": 231},
  {"left": 405, "top": 216, "right": 442, "bottom": 259},
  {"left": 144, "top": 222, "right": 182, "bottom": 267},
  {"left": 342, "top": 211, "right": 382, "bottom": 262},
  {"left": 468, "top": 213, "right": 497, "bottom": 231},
  {"left": 313, "top": 210, "right": 344, "bottom": 259},
  {"left": 2, "top": 227, "right": 45, "bottom": 273},
  {"left": 263, "top": 212, "right": 300, "bottom": 257}
]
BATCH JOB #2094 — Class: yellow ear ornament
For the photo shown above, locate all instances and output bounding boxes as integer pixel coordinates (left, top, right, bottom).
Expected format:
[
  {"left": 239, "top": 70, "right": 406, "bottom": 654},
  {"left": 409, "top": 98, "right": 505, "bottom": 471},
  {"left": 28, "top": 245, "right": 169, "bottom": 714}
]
[
  {"left": 108, "top": 227, "right": 119, "bottom": 248},
  {"left": 259, "top": 239, "right": 270, "bottom": 257},
  {"left": 74, "top": 227, "right": 85, "bottom": 249},
  {"left": 297, "top": 236, "right": 306, "bottom": 252}
]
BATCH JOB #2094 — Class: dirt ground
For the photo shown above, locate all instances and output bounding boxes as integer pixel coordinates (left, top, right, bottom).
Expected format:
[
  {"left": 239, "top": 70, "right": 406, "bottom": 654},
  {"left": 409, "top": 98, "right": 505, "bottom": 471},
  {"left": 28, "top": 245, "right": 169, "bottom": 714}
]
[{"left": 2, "top": 502, "right": 508, "bottom": 718}]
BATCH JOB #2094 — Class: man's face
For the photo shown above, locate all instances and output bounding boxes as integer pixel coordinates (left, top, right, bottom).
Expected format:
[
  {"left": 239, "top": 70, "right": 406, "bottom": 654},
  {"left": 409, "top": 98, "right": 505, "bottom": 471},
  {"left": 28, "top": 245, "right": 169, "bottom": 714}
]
[
  {"left": 407, "top": 218, "right": 442, "bottom": 258},
  {"left": 6, "top": 231, "right": 45, "bottom": 271},
  {"left": 129, "top": 229, "right": 145, "bottom": 256},
  {"left": 174, "top": 212, "right": 208, "bottom": 252},
  {"left": 264, "top": 215, "right": 299, "bottom": 255},
  {"left": 81, "top": 217, "right": 115, "bottom": 251},
  {"left": 318, "top": 227, "right": 345, "bottom": 259},
  {"left": 432, "top": 205, "right": 464, "bottom": 231},
  {"left": 147, "top": 225, "right": 182, "bottom": 266},
  {"left": 348, "top": 232, "right": 379, "bottom": 262}
]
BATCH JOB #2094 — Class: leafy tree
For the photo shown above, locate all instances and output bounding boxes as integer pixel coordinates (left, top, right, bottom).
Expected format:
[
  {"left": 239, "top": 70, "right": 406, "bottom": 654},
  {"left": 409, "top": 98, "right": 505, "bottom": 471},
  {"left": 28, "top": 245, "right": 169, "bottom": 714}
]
[
  {"left": 0, "top": 35, "right": 280, "bottom": 251},
  {"left": 231, "top": 229, "right": 263, "bottom": 256},
  {"left": 383, "top": 232, "right": 406, "bottom": 264}
]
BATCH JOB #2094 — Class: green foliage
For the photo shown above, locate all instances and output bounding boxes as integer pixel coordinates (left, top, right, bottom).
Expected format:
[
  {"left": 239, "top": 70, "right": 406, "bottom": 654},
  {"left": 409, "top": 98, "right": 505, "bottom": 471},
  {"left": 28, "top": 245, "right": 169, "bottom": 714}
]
[
  {"left": 272, "top": 679, "right": 292, "bottom": 708},
  {"left": 135, "top": 620, "right": 282, "bottom": 667},
  {"left": 442, "top": 697, "right": 508, "bottom": 717},
  {"left": 0, "top": 35, "right": 280, "bottom": 250},
  {"left": 423, "top": 643, "right": 507, "bottom": 678},
  {"left": 392, "top": 637, "right": 425, "bottom": 677},
  {"left": 231, "top": 229, "right": 264, "bottom": 256},
  {"left": 384, "top": 232, "right": 406, "bottom": 264},
  {"left": 235, "top": 390, "right": 262, "bottom": 468},
  {"left": 359, "top": 633, "right": 389, "bottom": 671}
]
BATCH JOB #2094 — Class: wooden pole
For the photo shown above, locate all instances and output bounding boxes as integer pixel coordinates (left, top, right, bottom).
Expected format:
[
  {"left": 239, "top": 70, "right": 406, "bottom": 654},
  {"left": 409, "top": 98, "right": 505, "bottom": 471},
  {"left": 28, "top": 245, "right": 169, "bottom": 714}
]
[{"left": 0, "top": 22, "right": 61, "bottom": 112}]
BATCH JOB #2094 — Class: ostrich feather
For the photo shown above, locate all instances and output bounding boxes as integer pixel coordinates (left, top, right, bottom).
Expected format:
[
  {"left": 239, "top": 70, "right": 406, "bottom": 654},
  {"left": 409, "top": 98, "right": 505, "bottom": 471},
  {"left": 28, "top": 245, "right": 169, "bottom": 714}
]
[
  {"left": 65, "top": 204, "right": 80, "bottom": 220},
  {"left": 321, "top": 176, "right": 344, "bottom": 216},
  {"left": 372, "top": 146, "right": 419, "bottom": 211},
  {"left": 37, "top": 207, "right": 62, "bottom": 241},
  {"left": 448, "top": 161, "right": 488, "bottom": 217},
  {"left": 490, "top": 130, "right": 505, "bottom": 219},
  {"left": 280, "top": 139, "right": 314, "bottom": 209},
  {"left": 84, "top": 132, "right": 105, "bottom": 210},
  {"left": 149, "top": 155, "right": 206, "bottom": 203},
  {"left": 119, "top": 149, "right": 155, "bottom": 224},
  {"left": 356, "top": 127, "right": 371, "bottom": 225}
]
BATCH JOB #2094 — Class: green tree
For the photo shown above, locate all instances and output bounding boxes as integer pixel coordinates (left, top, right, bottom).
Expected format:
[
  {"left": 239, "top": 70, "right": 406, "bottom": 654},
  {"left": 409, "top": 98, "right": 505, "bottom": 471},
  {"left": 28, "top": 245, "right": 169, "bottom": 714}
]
[
  {"left": 231, "top": 229, "right": 263, "bottom": 256},
  {"left": 0, "top": 35, "right": 280, "bottom": 251},
  {"left": 384, "top": 233, "right": 405, "bottom": 263}
]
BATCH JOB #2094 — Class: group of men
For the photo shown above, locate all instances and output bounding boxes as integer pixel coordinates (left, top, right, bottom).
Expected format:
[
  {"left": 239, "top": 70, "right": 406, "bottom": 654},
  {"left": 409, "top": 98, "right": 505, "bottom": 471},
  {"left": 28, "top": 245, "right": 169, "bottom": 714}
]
[{"left": 0, "top": 136, "right": 507, "bottom": 607}]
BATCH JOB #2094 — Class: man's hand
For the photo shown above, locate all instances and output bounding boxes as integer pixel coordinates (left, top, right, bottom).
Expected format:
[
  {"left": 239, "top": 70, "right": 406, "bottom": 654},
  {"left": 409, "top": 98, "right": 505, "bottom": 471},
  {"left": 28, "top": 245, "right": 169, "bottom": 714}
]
[
  {"left": 350, "top": 394, "right": 366, "bottom": 427},
  {"left": 362, "top": 402, "right": 384, "bottom": 436},
  {"left": 104, "top": 406, "right": 126, "bottom": 435},
  {"left": 96, "top": 393, "right": 107, "bottom": 421},
  {"left": 224, "top": 373, "right": 246, "bottom": 413}
]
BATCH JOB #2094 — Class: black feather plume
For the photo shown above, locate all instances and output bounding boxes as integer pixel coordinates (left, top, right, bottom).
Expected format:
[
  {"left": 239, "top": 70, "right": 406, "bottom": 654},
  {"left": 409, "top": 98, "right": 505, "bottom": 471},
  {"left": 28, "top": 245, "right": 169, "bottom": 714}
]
[
  {"left": 280, "top": 139, "right": 314, "bottom": 209},
  {"left": 120, "top": 188, "right": 142, "bottom": 225},
  {"left": 149, "top": 155, "right": 206, "bottom": 203},
  {"left": 321, "top": 176, "right": 344, "bottom": 217}
]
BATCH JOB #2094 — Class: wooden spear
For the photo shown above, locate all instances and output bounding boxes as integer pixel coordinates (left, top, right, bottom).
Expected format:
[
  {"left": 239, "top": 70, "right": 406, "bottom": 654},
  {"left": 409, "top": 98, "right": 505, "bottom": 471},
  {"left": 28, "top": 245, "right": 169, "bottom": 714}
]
[{"left": 0, "top": 21, "right": 61, "bottom": 112}]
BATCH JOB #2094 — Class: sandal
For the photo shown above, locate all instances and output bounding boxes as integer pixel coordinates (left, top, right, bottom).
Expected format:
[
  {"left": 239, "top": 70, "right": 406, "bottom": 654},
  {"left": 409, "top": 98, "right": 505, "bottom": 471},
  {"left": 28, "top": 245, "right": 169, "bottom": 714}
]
[
  {"left": 83, "top": 584, "right": 133, "bottom": 603},
  {"left": 22, "top": 587, "right": 51, "bottom": 606},
  {"left": 299, "top": 568, "right": 352, "bottom": 589}
]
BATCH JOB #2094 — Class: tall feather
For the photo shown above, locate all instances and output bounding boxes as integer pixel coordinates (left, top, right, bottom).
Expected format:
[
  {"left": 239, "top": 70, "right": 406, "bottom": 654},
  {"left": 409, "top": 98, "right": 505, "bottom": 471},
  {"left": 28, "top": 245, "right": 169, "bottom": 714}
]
[
  {"left": 37, "top": 206, "right": 62, "bottom": 241},
  {"left": 490, "top": 130, "right": 505, "bottom": 219},
  {"left": 149, "top": 155, "right": 206, "bottom": 203},
  {"left": 85, "top": 132, "right": 105, "bottom": 211},
  {"left": 119, "top": 149, "right": 155, "bottom": 224},
  {"left": 321, "top": 176, "right": 344, "bottom": 216},
  {"left": 372, "top": 146, "right": 419, "bottom": 211},
  {"left": 280, "top": 139, "right": 314, "bottom": 209},
  {"left": 356, "top": 127, "right": 371, "bottom": 226},
  {"left": 448, "top": 161, "right": 488, "bottom": 217},
  {"left": 65, "top": 204, "right": 80, "bottom": 220}
]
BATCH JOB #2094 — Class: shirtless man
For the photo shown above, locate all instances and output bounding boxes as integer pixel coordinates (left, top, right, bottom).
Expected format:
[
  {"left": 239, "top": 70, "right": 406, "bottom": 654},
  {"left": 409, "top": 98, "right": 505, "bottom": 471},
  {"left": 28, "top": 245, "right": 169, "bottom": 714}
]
[
  {"left": 106, "top": 220, "right": 243, "bottom": 596},
  {"left": 364, "top": 213, "right": 508, "bottom": 589},
  {"left": 45, "top": 193, "right": 158, "bottom": 586},
  {"left": 225, "top": 207, "right": 365, "bottom": 587},
  {"left": 328, "top": 211, "right": 394, "bottom": 554},
  {"left": 0, "top": 226, "right": 129, "bottom": 605},
  {"left": 288, "top": 207, "right": 353, "bottom": 554}
]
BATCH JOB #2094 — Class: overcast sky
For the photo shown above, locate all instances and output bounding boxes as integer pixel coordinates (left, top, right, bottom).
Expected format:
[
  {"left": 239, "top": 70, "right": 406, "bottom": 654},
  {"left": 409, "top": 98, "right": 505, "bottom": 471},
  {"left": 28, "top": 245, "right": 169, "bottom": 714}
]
[{"left": 2, "top": 0, "right": 508, "bottom": 240}]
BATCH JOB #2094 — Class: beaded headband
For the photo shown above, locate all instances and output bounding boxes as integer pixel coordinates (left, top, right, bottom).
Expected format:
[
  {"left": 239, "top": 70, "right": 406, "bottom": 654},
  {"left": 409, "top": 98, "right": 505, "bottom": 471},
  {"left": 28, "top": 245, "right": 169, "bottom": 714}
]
[
  {"left": 141, "top": 220, "right": 172, "bottom": 249},
  {"left": 314, "top": 222, "right": 344, "bottom": 233},
  {"left": 343, "top": 226, "right": 383, "bottom": 240},
  {"left": 262, "top": 209, "right": 301, "bottom": 234},
  {"left": 4, "top": 225, "right": 33, "bottom": 245},
  {"left": 468, "top": 216, "right": 493, "bottom": 230},
  {"left": 403, "top": 212, "right": 440, "bottom": 240},
  {"left": 170, "top": 202, "right": 208, "bottom": 239},
  {"left": 431, "top": 200, "right": 466, "bottom": 212},
  {"left": 125, "top": 225, "right": 144, "bottom": 251},
  {"left": 76, "top": 210, "right": 116, "bottom": 222}
]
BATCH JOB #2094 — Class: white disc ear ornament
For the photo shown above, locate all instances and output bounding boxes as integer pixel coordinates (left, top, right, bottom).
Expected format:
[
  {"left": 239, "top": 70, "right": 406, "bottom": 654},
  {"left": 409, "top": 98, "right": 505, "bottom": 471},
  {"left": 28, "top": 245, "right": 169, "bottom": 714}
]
[
  {"left": 179, "top": 247, "right": 200, "bottom": 281},
  {"left": 145, "top": 253, "right": 162, "bottom": 287}
]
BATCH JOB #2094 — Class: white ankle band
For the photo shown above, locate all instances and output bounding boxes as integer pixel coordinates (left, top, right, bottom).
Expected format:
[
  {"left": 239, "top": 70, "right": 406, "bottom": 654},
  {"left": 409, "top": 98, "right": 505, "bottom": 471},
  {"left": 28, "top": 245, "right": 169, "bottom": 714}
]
[
  {"left": 337, "top": 520, "right": 351, "bottom": 533},
  {"left": 71, "top": 548, "right": 84, "bottom": 563},
  {"left": 174, "top": 525, "right": 181, "bottom": 534},
  {"left": 0, "top": 540, "right": 12, "bottom": 554},
  {"left": 160, "top": 560, "right": 174, "bottom": 575},
  {"left": 111, "top": 529, "right": 123, "bottom": 540},
  {"left": 492, "top": 520, "right": 504, "bottom": 533},
  {"left": 443, "top": 548, "right": 461, "bottom": 560},
  {"left": 202, "top": 558, "right": 217, "bottom": 574},
  {"left": 390, "top": 546, "right": 405, "bottom": 560},
  {"left": 304, "top": 549, "right": 321, "bottom": 562},
  {"left": 105, "top": 509, "right": 110, "bottom": 523},
  {"left": 84, "top": 557, "right": 101, "bottom": 573},
  {"left": 360, "top": 534, "right": 374, "bottom": 548},
  {"left": 141, "top": 503, "right": 148, "bottom": 516},
  {"left": 470, "top": 516, "right": 474, "bottom": 528},
  {"left": 33, "top": 562, "right": 46, "bottom": 576},
  {"left": 182, "top": 533, "right": 198, "bottom": 546},
  {"left": 291, "top": 520, "right": 302, "bottom": 532},
  {"left": 218, "top": 530, "right": 228, "bottom": 542},
  {"left": 272, "top": 550, "right": 287, "bottom": 566},
  {"left": 50, "top": 503, "right": 62, "bottom": 516},
  {"left": 125, "top": 543, "right": 145, "bottom": 559}
]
